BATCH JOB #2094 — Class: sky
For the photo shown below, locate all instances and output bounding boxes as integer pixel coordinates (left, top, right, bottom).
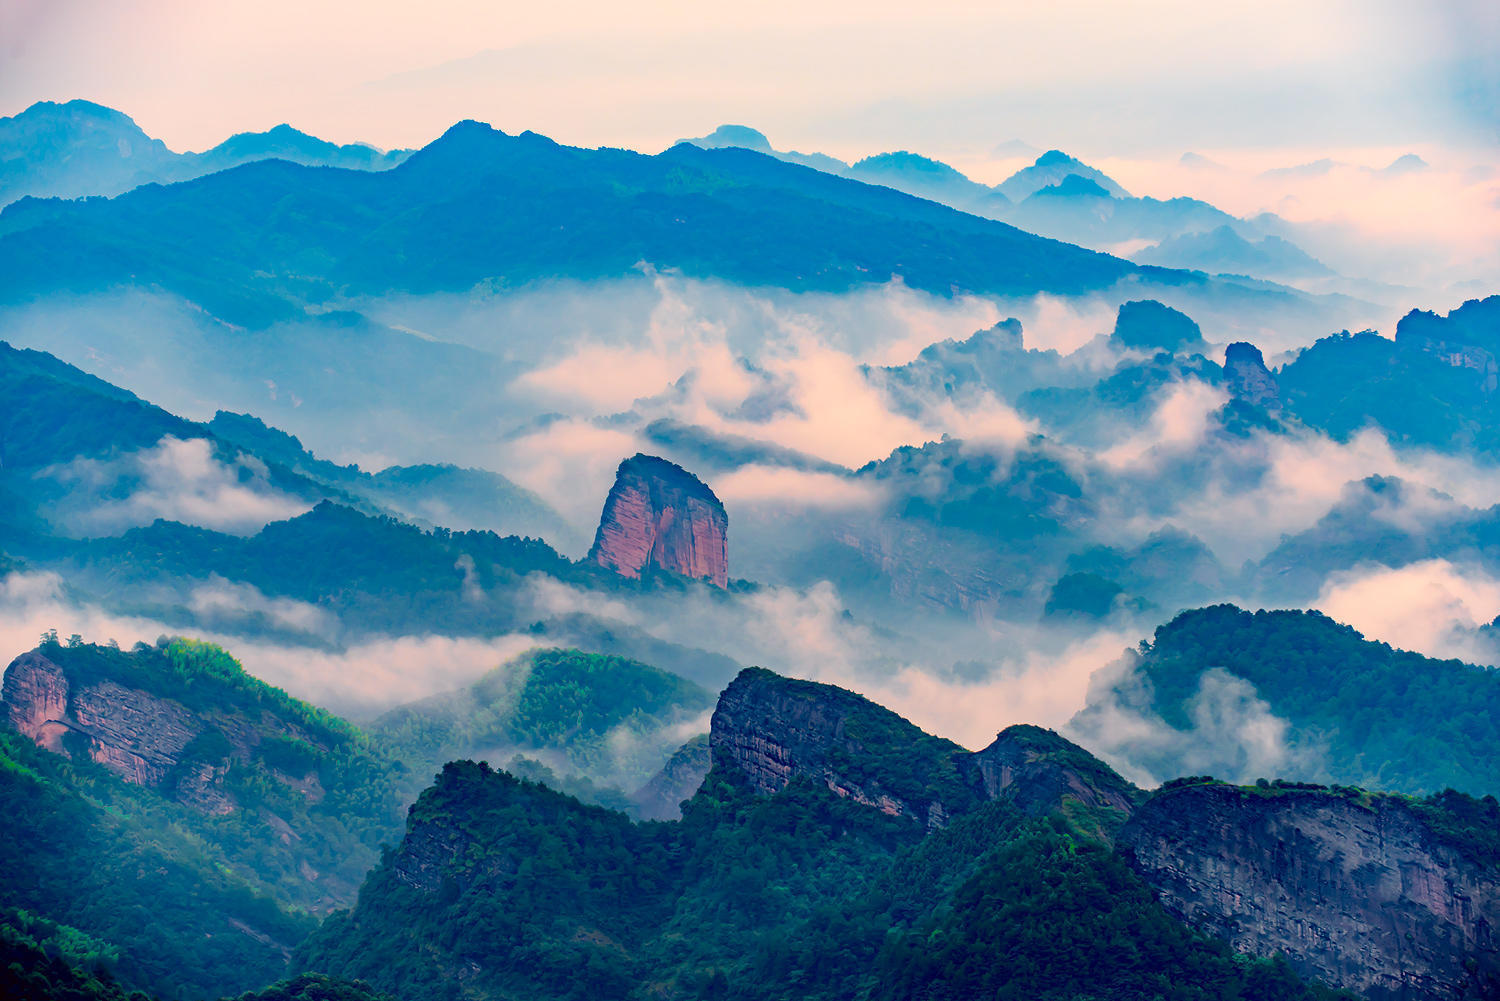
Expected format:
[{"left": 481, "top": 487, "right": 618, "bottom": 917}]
[{"left": 2, "top": 0, "right": 1496, "bottom": 164}]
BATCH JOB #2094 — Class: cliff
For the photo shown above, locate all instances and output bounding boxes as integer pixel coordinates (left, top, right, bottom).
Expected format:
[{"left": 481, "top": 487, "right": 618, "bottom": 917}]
[
  {"left": 710, "top": 667, "right": 977, "bottom": 827},
  {"left": 1396, "top": 296, "right": 1500, "bottom": 394},
  {"left": 960, "top": 723, "right": 1139, "bottom": 836},
  {"left": 630, "top": 733, "right": 711, "bottom": 821},
  {"left": 0, "top": 639, "right": 405, "bottom": 913},
  {"left": 1223, "top": 341, "right": 1282, "bottom": 410},
  {"left": 587, "top": 453, "right": 729, "bottom": 587},
  {"left": 1119, "top": 783, "right": 1500, "bottom": 1001},
  {"left": 1111, "top": 299, "right": 1207, "bottom": 354},
  {"left": 5, "top": 645, "right": 310, "bottom": 813},
  {"left": 709, "top": 669, "right": 1136, "bottom": 833}
]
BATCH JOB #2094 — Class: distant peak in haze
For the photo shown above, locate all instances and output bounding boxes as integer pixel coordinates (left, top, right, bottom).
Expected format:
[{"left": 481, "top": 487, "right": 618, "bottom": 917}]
[
  {"left": 1030, "top": 174, "right": 1113, "bottom": 199},
  {"left": 1179, "top": 151, "right": 1226, "bottom": 170},
  {"left": 677, "top": 124, "right": 848, "bottom": 173},
  {"left": 0, "top": 98, "right": 409, "bottom": 206},
  {"left": 685, "top": 124, "right": 773, "bottom": 153},
  {"left": 1378, "top": 153, "right": 1428, "bottom": 176},
  {"left": 1035, "top": 149, "right": 1080, "bottom": 167},
  {"left": 850, "top": 151, "right": 969, "bottom": 180},
  {"left": 991, "top": 138, "right": 1040, "bottom": 158},
  {"left": 998, "top": 149, "right": 1129, "bottom": 201}
]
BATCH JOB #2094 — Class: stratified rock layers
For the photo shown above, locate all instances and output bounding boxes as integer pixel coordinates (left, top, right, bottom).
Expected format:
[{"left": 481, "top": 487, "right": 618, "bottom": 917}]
[
  {"left": 588, "top": 454, "right": 728, "bottom": 587},
  {"left": 1119, "top": 784, "right": 1500, "bottom": 1001}
]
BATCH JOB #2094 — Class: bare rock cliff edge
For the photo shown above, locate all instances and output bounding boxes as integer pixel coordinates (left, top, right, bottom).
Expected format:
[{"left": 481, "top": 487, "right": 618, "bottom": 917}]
[{"left": 587, "top": 453, "right": 729, "bottom": 587}]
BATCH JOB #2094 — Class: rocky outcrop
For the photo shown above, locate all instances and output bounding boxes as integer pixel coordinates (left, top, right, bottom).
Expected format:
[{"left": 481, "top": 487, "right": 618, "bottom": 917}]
[
  {"left": 709, "top": 669, "right": 1137, "bottom": 833},
  {"left": 631, "top": 733, "right": 711, "bottom": 821},
  {"left": 3, "top": 651, "right": 204, "bottom": 786},
  {"left": 710, "top": 667, "right": 976, "bottom": 828},
  {"left": 1119, "top": 784, "right": 1500, "bottom": 1001},
  {"left": 1, "top": 645, "right": 323, "bottom": 816},
  {"left": 1111, "top": 300, "right": 1206, "bottom": 354},
  {"left": 1223, "top": 342, "right": 1282, "bottom": 410},
  {"left": 587, "top": 454, "right": 729, "bottom": 587},
  {"left": 960, "top": 724, "right": 1138, "bottom": 832},
  {"left": 1396, "top": 296, "right": 1500, "bottom": 393}
]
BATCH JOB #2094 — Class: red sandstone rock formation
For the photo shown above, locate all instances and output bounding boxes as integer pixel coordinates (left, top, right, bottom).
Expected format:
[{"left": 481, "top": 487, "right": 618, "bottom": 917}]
[{"left": 587, "top": 454, "right": 728, "bottom": 587}]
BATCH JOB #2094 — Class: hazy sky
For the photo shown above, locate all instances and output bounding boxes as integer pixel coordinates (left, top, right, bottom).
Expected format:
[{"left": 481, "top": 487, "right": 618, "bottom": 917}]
[{"left": 3, "top": 0, "right": 1495, "bottom": 162}]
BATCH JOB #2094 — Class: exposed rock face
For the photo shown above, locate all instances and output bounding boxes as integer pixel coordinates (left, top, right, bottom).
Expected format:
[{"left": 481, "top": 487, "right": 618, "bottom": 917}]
[
  {"left": 709, "top": 669, "right": 1136, "bottom": 832},
  {"left": 710, "top": 667, "right": 975, "bottom": 828},
  {"left": 1223, "top": 341, "right": 1282, "bottom": 410},
  {"left": 1, "top": 646, "right": 320, "bottom": 816},
  {"left": 631, "top": 733, "right": 711, "bottom": 821},
  {"left": 588, "top": 454, "right": 729, "bottom": 587},
  {"left": 960, "top": 724, "right": 1138, "bottom": 828},
  {"left": 1119, "top": 785, "right": 1500, "bottom": 1001},
  {"left": 1111, "top": 299, "right": 1206, "bottom": 354},
  {"left": 1397, "top": 296, "right": 1500, "bottom": 394},
  {"left": 2, "top": 651, "right": 73, "bottom": 753},
  {"left": 3, "top": 651, "right": 204, "bottom": 785}
]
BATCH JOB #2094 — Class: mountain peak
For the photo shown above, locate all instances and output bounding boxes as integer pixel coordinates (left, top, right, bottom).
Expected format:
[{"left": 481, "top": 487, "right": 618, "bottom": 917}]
[
  {"left": 1029, "top": 174, "right": 1113, "bottom": 199},
  {"left": 684, "top": 124, "right": 773, "bottom": 152},
  {"left": 587, "top": 453, "right": 729, "bottom": 587},
  {"left": 1035, "top": 149, "right": 1081, "bottom": 167},
  {"left": 998, "top": 149, "right": 1129, "bottom": 201}
]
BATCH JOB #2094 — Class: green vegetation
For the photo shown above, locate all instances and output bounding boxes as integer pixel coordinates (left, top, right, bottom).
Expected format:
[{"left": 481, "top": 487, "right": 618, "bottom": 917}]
[
  {"left": 874, "top": 825, "right": 1354, "bottom": 1001},
  {"left": 0, "top": 639, "right": 411, "bottom": 999},
  {"left": 373, "top": 647, "right": 713, "bottom": 806},
  {"left": 1044, "top": 570, "right": 1125, "bottom": 618},
  {"left": 1278, "top": 298, "right": 1500, "bottom": 452},
  {"left": 0, "top": 909, "right": 389, "bottom": 1001},
  {"left": 0, "top": 726, "right": 309, "bottom": 998},
  {"left": 1124, "top": 605, "right": 1500, "bottom": 796},
  {"left": 224, "top": 974, "right": 394, "bottom": 1001},
  {"left": 298, "top": 748, "right": 1347, "bottom": 1001},
  {"left": 47, "top": 501, "right": 584, "bottom": 640},
  {"left": 0, "top": 122, "right": 1144, "bottom": 329}
]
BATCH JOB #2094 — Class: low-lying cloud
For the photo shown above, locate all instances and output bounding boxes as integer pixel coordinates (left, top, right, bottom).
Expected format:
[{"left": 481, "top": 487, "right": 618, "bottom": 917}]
[
  {"left": 1314, "top": 559, "right": 1500, "bottom": 665},
  {"left": 40, "top": 436, "right": 311, "bottom": 537}
]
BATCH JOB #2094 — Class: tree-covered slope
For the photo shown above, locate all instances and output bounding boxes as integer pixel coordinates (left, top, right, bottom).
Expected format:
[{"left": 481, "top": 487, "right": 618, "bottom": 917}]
[
  {"left": 0, "top": 638, "right": 409, "bottom": 998},
  {"left": 372, "top": 647, "right": 714, "bottom": 808},
  {"left": 1081, "top": 604, "right": 1500, "bottom": 796},
  {"left": 297, "top": 744, "right": 1349, "bottom": 1001},
  {"left": 0, "top": 122, "right": 1162, "bottom": 326},
  {"left": 1277, "top": 296, "right": 1500, "bottom": 452}
]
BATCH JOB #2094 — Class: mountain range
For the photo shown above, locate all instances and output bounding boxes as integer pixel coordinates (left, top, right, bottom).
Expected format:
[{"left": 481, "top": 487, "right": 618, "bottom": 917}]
[{"left": 0, "top": 99, "right": 409, "bottom": 207}]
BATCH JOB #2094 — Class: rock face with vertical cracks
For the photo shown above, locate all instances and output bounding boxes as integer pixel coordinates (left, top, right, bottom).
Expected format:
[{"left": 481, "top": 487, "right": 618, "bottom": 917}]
[
  {"left": 1224, "top": 341, "right": 1282, "bottom": 410},
  {"left": 1118, "top": 783, "right": 1500, "bottom": 1001},
  {"left": 588, "top": 453, "right": 728, "bottom": 587},
  {"left": 3, "top": 646, "right": 321, "bottom": 817},
  {"left": 708, "top": 668, "right": 1139, "bottom": 833}
]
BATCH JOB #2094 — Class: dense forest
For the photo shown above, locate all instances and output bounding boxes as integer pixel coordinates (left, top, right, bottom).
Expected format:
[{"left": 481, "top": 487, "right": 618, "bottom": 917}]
[
  {"left": 294, "top": 753, "right": 1383, "bottom": 1001},
  {"left": 1096, "top": 604, "right": 1500, "bottom": 795}
]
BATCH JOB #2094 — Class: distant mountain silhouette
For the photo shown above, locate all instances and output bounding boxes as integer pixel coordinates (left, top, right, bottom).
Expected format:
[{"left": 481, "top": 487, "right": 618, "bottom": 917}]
[
  {"left": 997, "top": 150, "right": 1131, "bottom": 201},
  {"left": 0, "top": 119, "right": 1164, "bottom": 325},
  {"left": 1133, "top": 225, "right": 1333, "bottom": 281},
  {"left": 677, "top": 124, "right": 847, "bottom": 173},
  {"left": 845, "top": 151, "right": 1011, "bottom": 215},
  {"left": 0, "top": 99, "right": 409, "bottom": 206}
]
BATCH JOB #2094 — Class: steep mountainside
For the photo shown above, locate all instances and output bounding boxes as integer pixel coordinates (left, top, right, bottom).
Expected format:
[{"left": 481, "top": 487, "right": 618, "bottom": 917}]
[
  {"left": 299, "top": 666, "right": 1363, "bottom": 1001},
  {"left": 0, "top": 638, "right": 406, "bottom": 998},
  {"left": 2, "top": 639, "right": 405, "bottom": 910},
  {"left": 1278, "top": 296, "right": 1500, "bottom": 451},
  {"left": 588, "top": 454, "right": 729, "bottom": 587},
  {"left": 1121, "top": 782, "right": 1500, "bottom": 1000},
  {"left": 1072, "top": 604, "right": 1500, "bottom": 796}
]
